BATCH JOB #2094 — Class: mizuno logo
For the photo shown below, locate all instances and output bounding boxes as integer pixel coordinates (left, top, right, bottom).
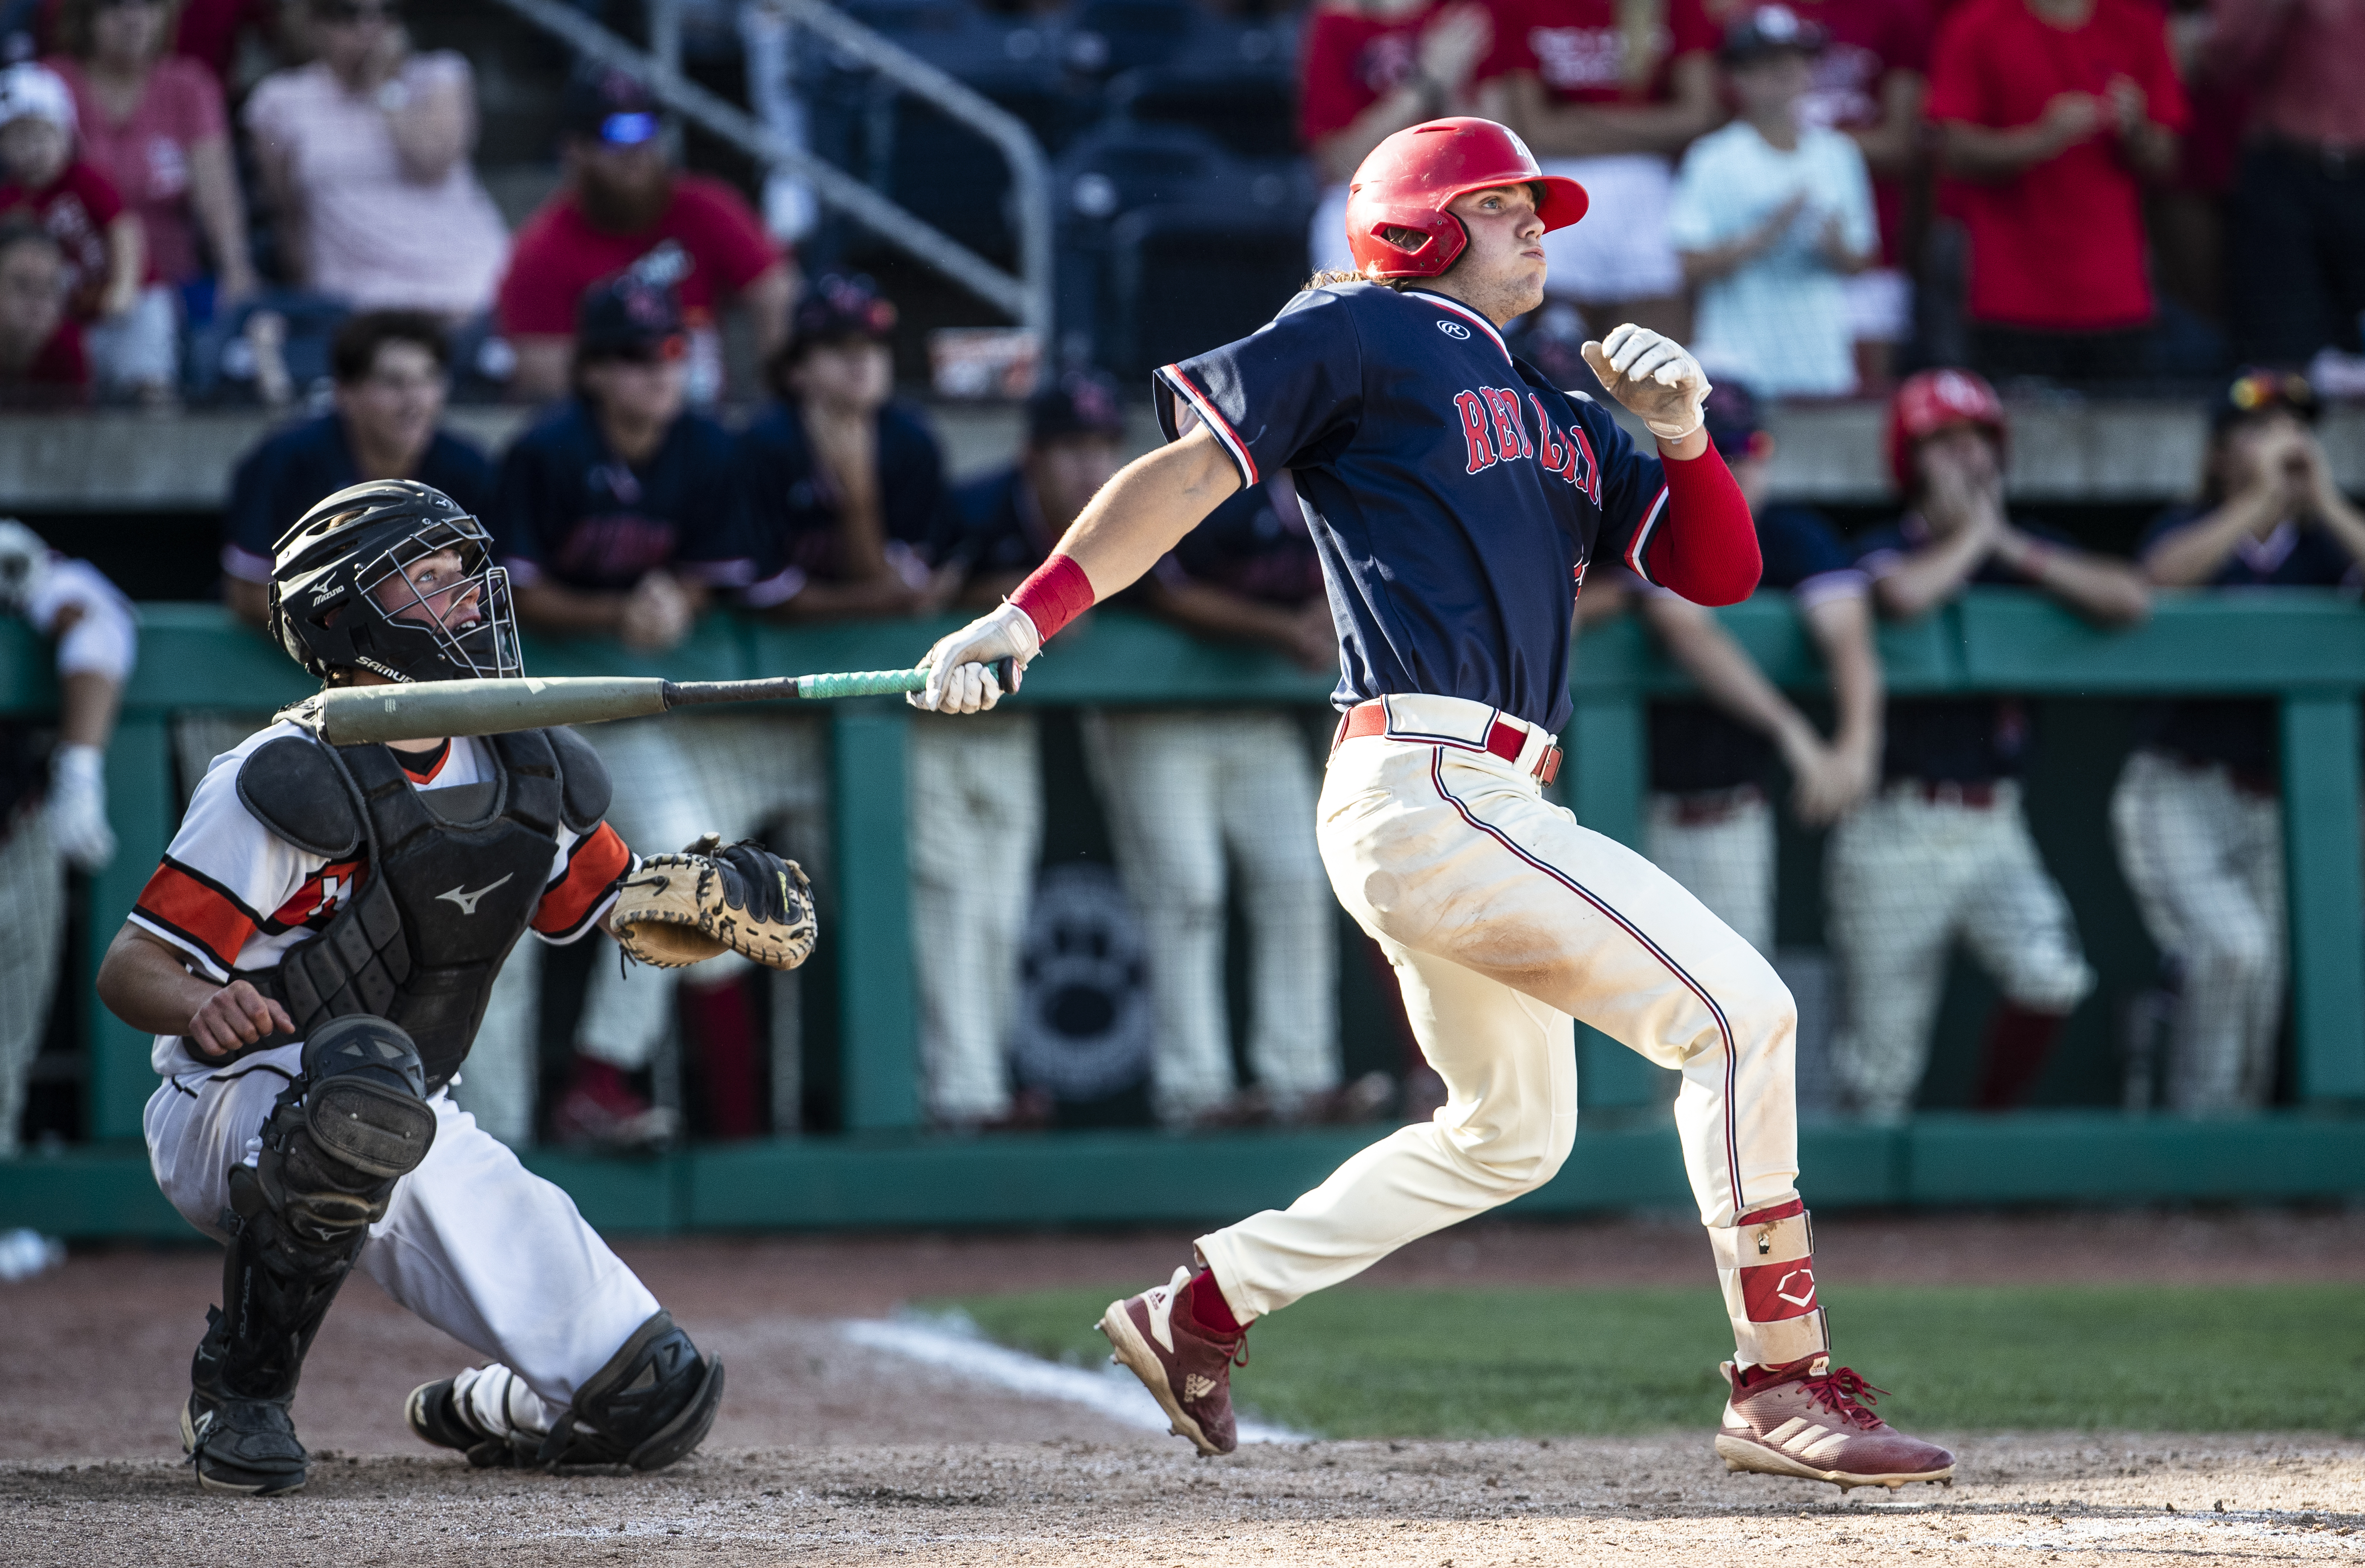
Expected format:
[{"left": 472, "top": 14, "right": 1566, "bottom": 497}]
[
  {"left": 437, "top": 873, "right": 515, "bottom": 915},
  {"left": 1437, "top": 319, "right": 1472, "bottom": 339}
]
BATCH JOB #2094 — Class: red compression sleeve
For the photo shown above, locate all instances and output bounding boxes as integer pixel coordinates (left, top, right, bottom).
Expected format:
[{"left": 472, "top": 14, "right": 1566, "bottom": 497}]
[
  {"left": 1008, "top": 553, "right": 1096, "bottom": 644},
  {"left": 1642, "top": 442, "right": 1763, "bottom": 606}
]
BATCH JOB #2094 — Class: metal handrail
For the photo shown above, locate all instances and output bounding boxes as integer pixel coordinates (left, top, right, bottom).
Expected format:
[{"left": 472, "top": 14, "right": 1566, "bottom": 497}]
[{"left": 485, "top": 0, "right": 1053, "bottom": 341}]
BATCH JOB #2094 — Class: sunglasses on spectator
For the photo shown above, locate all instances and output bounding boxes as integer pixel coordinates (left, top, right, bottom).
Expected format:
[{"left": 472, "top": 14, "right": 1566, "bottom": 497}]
[
  {"left": 2226, "top": 371, "right": 2316, "bottom": 415},
  {"left": 316, "top": 1, "right": 398, "bottom": 23}
]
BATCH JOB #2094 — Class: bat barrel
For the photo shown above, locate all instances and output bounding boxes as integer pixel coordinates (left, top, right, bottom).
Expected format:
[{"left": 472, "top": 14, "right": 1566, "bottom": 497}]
[{"left": 317, "top": 676, "right": 671, "bottom": 744}]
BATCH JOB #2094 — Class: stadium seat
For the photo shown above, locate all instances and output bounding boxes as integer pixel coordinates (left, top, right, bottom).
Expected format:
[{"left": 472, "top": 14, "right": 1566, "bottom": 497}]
[{"left": 1050, "top": 123, "right": 1316, "bottom": 376}]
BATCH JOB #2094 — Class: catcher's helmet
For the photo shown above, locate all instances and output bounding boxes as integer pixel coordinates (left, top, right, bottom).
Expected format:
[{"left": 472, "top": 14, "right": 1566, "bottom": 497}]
[
  {"left": 267, "top": 479, "right": 522, "bottom": 685},
  {"left": 1885, "top": 368, "right": 2007, "bottom": 493},
  {"left": 1344, "top": 118, "right": 1589, "bottom": 281}
]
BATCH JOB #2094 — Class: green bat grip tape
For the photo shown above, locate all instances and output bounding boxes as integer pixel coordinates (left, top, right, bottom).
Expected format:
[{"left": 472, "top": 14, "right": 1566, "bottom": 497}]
[{"left": 795, "top": 669, "right": 929, "bottom": 700}]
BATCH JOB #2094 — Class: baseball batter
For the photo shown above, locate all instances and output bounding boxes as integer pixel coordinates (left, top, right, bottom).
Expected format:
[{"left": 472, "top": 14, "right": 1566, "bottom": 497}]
[
  {"left": 94, "top": 480, "right": 810, "bottom": 1496},
  {"left": 912, "top": 117, "right": 1954, "bottom": 1490}
]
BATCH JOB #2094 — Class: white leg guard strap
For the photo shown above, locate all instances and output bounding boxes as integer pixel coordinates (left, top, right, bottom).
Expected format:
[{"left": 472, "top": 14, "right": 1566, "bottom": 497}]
[{"left": 1709, "top": 1201, "right": 1830, "bottom": 1370}]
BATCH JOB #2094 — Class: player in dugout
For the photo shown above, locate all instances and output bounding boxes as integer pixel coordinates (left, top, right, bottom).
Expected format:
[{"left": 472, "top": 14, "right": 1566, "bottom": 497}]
[
  {"left": 1828, "top": 370, "right": 2148, "bottom": 1123},
  {"left": 908, "top": 117, "right": 1957, "bottom": 1492}
]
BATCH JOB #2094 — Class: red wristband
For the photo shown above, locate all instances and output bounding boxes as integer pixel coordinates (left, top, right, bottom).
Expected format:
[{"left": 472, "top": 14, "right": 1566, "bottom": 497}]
[{"left": 1009, "top": 553, "right": 1096, "bottom": 645}]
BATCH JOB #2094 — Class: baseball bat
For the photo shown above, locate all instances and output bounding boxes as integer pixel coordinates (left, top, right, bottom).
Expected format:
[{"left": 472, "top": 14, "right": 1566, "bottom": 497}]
[{"left": 310, "top": 663, "right": 1008, "bottom": 746}]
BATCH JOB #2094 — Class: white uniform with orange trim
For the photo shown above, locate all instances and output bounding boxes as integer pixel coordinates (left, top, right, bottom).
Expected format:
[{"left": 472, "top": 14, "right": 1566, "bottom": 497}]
[{"left": 130, "top": 722, "right": 663, "bottom": 1420}]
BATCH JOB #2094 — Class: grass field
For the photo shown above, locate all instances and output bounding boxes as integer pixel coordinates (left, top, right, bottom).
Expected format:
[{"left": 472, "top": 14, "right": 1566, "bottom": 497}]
[{"left": 941, "top": 1283, "right": 2365, "bottom": 1439}]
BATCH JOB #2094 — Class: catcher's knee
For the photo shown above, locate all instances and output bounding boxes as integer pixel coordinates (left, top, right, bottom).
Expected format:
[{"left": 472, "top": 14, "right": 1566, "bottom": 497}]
[
  {"left": 245, "top": 1016, "right": 436, "bottom": 1246},
  {"left": 535, "top": 1311, "right": 723, "bottom": 1472}
]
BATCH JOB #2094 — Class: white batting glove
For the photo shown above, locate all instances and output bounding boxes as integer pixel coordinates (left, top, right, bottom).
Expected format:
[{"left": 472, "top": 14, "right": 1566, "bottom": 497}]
[
  {"left": 1582, "top": 324, "right": 1713, "bottom": 444},
  {"left": 908, "top": 601, "right": 1042, "bottom": 715},
  {"left": 45, "top": 743, "right": 115, "bottom": 871}
]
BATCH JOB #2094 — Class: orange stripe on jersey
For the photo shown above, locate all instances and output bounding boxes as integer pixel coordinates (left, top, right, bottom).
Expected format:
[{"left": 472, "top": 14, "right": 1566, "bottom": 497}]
[
  {"left": 133, "top": 859, "right": 262, "bottom": 975},
  {"left": 534, "top": 822, "right": 631, "bottom": 937}
]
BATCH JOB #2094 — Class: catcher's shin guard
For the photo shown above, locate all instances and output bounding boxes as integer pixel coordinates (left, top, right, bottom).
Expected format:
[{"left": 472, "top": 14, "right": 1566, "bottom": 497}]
[
  {"left": 1710, "top": 1198, "right": 1830, "bottom": 1370},
  {"left": 532, "top": 1312, "right": 724, "bottom": 1472},
  {"left": 186, "top": 1017, "right": 436, "bottom": 1496}
]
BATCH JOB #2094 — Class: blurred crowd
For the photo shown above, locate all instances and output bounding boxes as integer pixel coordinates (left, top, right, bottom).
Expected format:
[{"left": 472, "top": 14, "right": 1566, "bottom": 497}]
[
  {"left": 4, "top": 252, "right": 2361, "bottom": 1151},
  {"left": 0, "top": 2, "right": 794, "bottom": 408},
  {"left": 0, "top": 0, "right": 2358, "bottom": 406}
]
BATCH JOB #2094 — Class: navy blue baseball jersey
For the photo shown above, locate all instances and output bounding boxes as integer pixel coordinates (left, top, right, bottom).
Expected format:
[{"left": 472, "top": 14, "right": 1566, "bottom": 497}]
[
  {"left": 1643, "top": 503, "right": 1865, "bottom": 796},
  {"left": 488, "top": 399, "right": 755, "bottom": 593},
  {"left": 740, "top": 401, "right": 955, "bottom": 608},
  {"left": 1153, "top": 282, "right": 1668, "bottom": 731},
  {"left": 1160, "top": 477, "right": 1327, "bottom": 606},
  {"left": 222, "top": 414, "right": 493, "bottom": 585},
  {"left": 1855, "top": 513, "right": 2074, "bottom": 785},
  {"left": 2138, "top": 502, "right": 2364, "bottom": 778}
]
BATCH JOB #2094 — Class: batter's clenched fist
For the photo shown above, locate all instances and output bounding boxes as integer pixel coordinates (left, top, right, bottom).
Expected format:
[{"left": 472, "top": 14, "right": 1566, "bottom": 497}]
[
  {"left": 187, "top": 980, "right": 294, "bottom": 1059},
  {"left": 909, "top": 601, "right": 1041, "bottom": 714},
  {"left": 1582, "top": 324, "right": 1712, "bottom": 444}
]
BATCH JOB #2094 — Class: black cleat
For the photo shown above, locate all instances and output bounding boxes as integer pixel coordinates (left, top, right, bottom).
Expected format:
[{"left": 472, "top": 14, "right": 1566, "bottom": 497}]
[{"left": 181, "top": 1388, "right": 308, "bottom": 1496}]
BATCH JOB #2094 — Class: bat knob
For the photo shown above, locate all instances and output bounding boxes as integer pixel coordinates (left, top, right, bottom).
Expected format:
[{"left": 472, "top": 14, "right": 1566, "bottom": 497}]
[{"left": 992, "top": 656, "right": 1019, "bottom": 696}]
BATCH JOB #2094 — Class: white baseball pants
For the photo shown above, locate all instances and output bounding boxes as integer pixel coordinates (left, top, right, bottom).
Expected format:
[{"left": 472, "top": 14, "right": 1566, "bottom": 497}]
[
  {"left": 1195, "top": 696, "right": 1819, "bottom": 1367},
  {"left": 0, "top": 812, "right": 65, "bottom": 1157},
  {"left": 1084, "top": 710, "right": 1338, "bottom": 1124},
  {"left": 2109, "top": 749, "right": 2286, "bottom": 1114},
  {"left": 143, "top": 1044, "right": 661, "bottom": 1420},
  {"left": 908, "top": 713, "right": 1042, "bottom": 1125},
  {"left": 1645, "top": 788, "right": 1777, "bottom": 955},
  {"left": 1825, "top": 782, "right": 2095, "bottom": 1122}
]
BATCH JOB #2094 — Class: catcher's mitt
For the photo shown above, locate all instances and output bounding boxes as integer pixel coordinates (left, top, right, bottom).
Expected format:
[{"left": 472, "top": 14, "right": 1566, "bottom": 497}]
[{"left": 611, "top": 835, "right": 817, "bottom": 971}]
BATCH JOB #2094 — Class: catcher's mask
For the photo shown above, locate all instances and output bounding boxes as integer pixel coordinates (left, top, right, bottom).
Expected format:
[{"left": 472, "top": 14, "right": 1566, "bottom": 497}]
[{"left": 268, "top": 479, "right": 523, "bottom": 685}]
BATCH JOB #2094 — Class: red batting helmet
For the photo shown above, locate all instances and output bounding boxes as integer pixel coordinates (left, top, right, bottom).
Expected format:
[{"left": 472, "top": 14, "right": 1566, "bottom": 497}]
[
  {"left": 1885, "top": 368, "right": 2008, "bottom": 493},
  {"left": 1344, "top": 118, "right": 1589, "bottom": 281}
]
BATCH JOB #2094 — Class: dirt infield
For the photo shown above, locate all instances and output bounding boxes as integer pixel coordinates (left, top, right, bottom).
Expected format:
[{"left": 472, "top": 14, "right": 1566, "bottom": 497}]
[{"left": 6, "top": 1210, "right": 2362, "bottom": 1564}]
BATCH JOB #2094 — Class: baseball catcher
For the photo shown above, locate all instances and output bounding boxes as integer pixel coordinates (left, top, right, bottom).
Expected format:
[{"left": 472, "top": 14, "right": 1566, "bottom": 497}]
[{"left": 95, "top": 479, "right": 812, "bottom": 1495}]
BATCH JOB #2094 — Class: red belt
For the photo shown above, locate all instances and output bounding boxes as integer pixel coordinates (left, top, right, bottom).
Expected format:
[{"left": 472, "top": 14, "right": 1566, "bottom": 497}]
[
  {"left": 1914, "top": 780, "right": 1998, "bottom": 808},
  {"left": 1334, "top": 700, "right": 1563, "bottom": 785}
]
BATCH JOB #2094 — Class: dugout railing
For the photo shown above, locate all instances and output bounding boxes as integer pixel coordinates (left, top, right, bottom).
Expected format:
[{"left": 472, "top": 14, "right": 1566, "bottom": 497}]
[{"left": 2, "top": 592, "right": 2361, "bottom": 1237}]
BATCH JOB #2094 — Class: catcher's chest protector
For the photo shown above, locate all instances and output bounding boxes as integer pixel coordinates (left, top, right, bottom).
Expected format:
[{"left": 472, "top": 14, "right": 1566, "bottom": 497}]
[{"left": 233, "top": 727, "right": 606, "bottom": 1088}]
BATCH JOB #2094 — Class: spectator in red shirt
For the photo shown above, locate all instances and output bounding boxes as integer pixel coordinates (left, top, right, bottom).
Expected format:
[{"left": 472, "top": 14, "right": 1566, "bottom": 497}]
[
  {"left": 1926, "top": 0, "right": 2186, "bottom": 384},
  {"left": 0, "top": 217, "right": 89, "bottom": 403},
  {"left": 0, "top": 63, "right": 144, "bottom": 378},
  {"left": 498, "top": 66, "right": 796, "bottom": 408},
  {"left": 169, "top": 0, "right": 281, "bottom": 88},
  {"left": 2210, "top": 0, "right": 2365, "bottom": 372},
  {"left": 1299, "top": 0, "right": 1494, "bottom": 276},
  {"left": 1475, "top": 0, "right": 1725, "bottom": 336}
]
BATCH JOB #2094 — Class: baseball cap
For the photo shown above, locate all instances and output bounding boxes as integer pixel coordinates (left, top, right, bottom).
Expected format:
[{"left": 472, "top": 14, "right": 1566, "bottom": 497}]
[
  {"left": 575, "top": 270, "right": 685, "bottom": 360},
  {"left": 787, "top": 274, "right": 898, "bottom": 358},
  {"left": 2213, "top": 366, "right": 2320, "bottom": 431},
  {"left": 1700, "top": 381, "right": 1766, "bottom": 460},
  {"left": 563, "top": 63, "right": 663, "bottom": 147},
  {"left": 1721, "top": 4, "right": 1828, "bottom": 63},
  {"left": 0, "top": 63, "right": 76, "bottom": 137},
  {"left": 1027, "top": 371, "right": 1126, "bottom": 446}
]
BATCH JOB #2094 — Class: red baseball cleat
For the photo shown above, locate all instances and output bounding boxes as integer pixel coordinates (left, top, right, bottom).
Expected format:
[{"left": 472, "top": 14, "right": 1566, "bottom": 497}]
[
  {"left": 1098, "top": 1267, "right": 1247, "bottom": 1456},
  {"left": 1716, "top": 1357, "right": 1956, "bottom": 1491}
]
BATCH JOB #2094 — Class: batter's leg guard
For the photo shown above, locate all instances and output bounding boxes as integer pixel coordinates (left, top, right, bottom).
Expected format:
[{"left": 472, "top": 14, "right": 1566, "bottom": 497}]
[
  {"left": 532, "top": 1312, "right": 724, "bottom": 1473},
  {"left": 1709, "top": 1198, "right": 1830, "bottom": 1371},
  {"left": 185, "top": 1017, "right": 436, "bottom": 1496}
]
